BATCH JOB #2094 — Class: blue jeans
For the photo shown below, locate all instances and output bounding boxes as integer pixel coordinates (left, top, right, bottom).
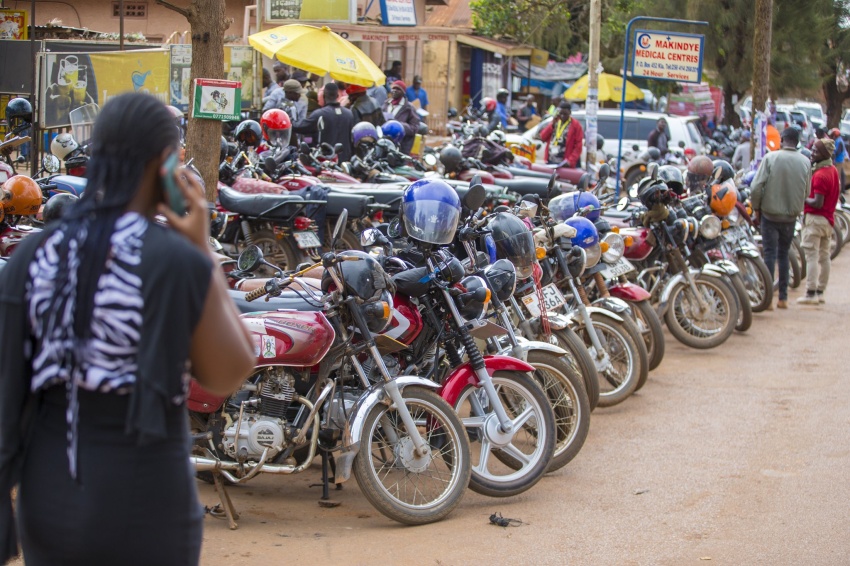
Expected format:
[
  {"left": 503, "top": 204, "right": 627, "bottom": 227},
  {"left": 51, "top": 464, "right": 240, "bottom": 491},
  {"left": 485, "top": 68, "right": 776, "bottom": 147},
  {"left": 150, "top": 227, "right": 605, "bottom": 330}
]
[{"left": 761, "top": 217, "right": 796, "bottom": 301}]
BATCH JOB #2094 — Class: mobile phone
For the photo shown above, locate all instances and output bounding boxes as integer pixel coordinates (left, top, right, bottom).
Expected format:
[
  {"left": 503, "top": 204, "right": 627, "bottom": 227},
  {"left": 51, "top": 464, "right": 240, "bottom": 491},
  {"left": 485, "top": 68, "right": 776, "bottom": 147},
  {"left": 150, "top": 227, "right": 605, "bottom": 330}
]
[{"left": 162, "top": 152, "right": 186, "bottom": 215}]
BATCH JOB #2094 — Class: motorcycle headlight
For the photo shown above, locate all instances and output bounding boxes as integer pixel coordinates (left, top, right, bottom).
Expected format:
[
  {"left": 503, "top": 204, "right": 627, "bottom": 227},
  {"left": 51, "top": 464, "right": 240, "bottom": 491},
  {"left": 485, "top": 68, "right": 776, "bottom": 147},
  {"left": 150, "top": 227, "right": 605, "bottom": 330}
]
[
  {"left": 601, "top": 232, "right": 624, "bottom": 263},
  {"left": 726, "top": 206, "right": 740, "bottom": 224},
  {"left": 699, "top": 215, "right": 722, "bottom": 239},
  {"left": 567, "top": 247, "right": 587, "bottom": 278},
  {"left": 584, "top": 242, "right": 601, "bottom": 268}
]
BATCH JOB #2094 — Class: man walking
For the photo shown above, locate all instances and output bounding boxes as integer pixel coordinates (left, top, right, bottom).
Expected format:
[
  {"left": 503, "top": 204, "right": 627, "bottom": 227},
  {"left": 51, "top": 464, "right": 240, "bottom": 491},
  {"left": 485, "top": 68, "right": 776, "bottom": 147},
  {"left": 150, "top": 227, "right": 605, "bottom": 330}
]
[
  {"left": 516, "top": 95, "right": 538, "bottom": 132},
  {"left": 732, "top": 130, "right": 752, "bottom": 171},
  {"left": 405, "top": 76, "right": 428, "bottom": 112},
  {"left": 381, "top": 80, "right": 420, "bottom": 154},
  {"left": 647, "top": 118, "right": 669, "bottom": 157},
  {"left": 750, "top": 127, "right": 811, "bottom": 309},
  {"left": 798, "top": 137, "right": 841, "bottom": 305}
]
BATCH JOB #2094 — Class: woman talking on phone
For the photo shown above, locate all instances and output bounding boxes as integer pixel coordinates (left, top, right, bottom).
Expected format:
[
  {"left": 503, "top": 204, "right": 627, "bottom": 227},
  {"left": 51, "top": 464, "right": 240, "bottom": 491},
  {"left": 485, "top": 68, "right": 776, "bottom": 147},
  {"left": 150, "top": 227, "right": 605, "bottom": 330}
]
[{"left": 0, "top": 93, "right": 255, "bottom": 565}]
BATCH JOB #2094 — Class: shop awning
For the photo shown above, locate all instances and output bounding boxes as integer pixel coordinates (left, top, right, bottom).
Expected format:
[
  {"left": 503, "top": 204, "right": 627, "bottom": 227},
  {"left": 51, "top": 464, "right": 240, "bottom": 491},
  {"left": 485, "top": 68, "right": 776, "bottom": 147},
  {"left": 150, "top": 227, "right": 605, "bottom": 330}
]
[{"left": 456, "top": 35, "right": 533, "bottom": 57}]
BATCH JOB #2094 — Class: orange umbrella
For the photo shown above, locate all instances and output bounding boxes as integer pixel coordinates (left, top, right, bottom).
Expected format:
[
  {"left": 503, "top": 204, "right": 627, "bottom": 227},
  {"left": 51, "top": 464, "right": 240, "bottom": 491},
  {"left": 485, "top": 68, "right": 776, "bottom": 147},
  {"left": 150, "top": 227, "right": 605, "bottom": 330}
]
[{"left": 766, "top": 125, "right": 781, "bottom": 151}]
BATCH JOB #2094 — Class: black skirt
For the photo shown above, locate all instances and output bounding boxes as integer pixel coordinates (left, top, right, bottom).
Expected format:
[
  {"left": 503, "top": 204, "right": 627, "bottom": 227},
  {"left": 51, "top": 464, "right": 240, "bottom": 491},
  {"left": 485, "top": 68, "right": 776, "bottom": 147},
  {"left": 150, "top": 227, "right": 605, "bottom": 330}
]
[{"left": 17, "top": 386, "right": 203, "bottom": 566}]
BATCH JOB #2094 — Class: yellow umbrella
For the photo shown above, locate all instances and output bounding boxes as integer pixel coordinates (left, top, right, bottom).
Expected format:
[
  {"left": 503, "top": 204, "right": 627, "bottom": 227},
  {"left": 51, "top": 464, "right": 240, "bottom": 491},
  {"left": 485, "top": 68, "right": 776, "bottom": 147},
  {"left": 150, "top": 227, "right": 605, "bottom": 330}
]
[
  {"left": 563, "top": 73, "right": 643, "bottom": 102},
  {"left": 249, "top": 24, "right": 385, "bottom": 88}
]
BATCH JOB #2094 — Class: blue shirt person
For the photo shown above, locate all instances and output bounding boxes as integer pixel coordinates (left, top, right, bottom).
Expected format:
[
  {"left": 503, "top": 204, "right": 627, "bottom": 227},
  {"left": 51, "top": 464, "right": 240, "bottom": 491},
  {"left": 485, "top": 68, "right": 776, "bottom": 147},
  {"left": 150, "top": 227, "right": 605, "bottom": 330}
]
[{"left": 405, "top": 76, "right": 428, "bottom": 111}]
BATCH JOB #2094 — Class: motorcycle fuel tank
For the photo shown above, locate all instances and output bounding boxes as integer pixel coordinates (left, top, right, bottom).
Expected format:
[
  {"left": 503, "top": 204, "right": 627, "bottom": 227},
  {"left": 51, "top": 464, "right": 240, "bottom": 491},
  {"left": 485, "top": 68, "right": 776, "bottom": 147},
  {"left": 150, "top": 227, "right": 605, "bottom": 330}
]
[
  {"left": 621, "top": 227, "right": 654, "bottom": 261},
  {"left": 381, "top": 294, "right": 424, "bottom": 345},
  {"left": 242, "top": 310, "right": 335, "bottom": 367}
]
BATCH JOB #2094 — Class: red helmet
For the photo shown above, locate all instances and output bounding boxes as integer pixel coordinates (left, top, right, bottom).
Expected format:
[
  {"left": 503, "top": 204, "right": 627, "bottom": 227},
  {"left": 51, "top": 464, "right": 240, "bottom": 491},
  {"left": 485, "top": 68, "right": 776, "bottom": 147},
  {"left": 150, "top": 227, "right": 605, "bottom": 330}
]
[
  {"left": 260, "top": 109, "right": 292, "bottom": 147},
  {"left": 829, "top": 128, "right": 842, "bottom": 139},
  {"left": 480, "top": 97, "right": 497, "bottom": 113}
]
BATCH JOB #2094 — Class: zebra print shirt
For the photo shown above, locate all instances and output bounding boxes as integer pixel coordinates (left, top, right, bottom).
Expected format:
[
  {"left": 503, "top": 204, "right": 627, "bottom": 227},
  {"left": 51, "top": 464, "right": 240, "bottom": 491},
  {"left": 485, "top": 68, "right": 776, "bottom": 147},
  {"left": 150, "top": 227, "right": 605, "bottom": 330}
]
[{"left": 26, "top": 212, "right": 148, "bottom": 394}]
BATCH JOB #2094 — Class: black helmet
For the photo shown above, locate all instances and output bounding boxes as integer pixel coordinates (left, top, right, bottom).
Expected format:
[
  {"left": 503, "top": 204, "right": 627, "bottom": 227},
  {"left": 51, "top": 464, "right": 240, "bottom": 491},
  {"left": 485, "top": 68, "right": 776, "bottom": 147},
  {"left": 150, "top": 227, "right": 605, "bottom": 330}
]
[
  {"left": 417, "top": 122, "right": 429, "bottom": 136},
  {"left": 455, "top": 274, "right": 491, "bottom": 320},
  {"left": 646, "top": 147, "right": 661, "bottom": 161},
  {"left": 42, "top": 193, "right": 79, "bottom": 224},
  {"left": 487, "top": 211, "right": 535, "bottom": 279},
  {"left": 496, "top": 88, "right": 509, "bottom": 101},
  {"left": 220, "top": 136, "right": 229, "bottom": 163},
  {"left": 637, "top": 177, "right": 672, "bottom": 208},
  {"left": 234, "top": 120, "right": 262, "bottom": 147},
  {"left": 440, "top": 145, "right": 463, "bottom": 173},
  {"left": 711, "top": 159, "right": 735, "bottom": 183},
  {"left": 483, "top": 259, "right": 517, "bottom": 302},
  {"left": 5, "top": 97, "right": 32, "bottom": 133},
  {"left": 320, "top": 251, "right": 395, "bottom": 332},
  {"left": 596, "top": 134, "right": 605, "bottom": 151},
  {"left": 657, "top": 165, "right": 685, "bottom": 195},
  {"left": 593, "top": 217, "right": 612, "bottom": 235}
]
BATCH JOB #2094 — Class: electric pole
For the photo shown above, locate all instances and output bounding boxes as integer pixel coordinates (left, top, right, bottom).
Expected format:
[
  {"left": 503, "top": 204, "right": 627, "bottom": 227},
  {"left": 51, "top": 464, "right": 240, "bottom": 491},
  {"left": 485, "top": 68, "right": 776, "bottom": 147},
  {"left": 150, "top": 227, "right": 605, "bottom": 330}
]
[
  {"left": 751, "top": 0, "right": 773, "bottom": 159},
  {"left": 585, "top": 0, "right": 601, "bottom": 171}
]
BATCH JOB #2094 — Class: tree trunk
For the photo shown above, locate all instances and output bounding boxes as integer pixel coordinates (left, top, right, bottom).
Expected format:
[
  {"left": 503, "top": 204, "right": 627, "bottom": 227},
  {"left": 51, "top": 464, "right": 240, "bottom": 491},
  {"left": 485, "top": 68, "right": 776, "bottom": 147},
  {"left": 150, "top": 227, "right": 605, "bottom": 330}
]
[
  {"left": 158, "top": 0, "right": 230, "bottom": 201},
  {"left": 823, "top": 70, "right": 847, "bottom": 129},
  {"left": 751, "top": 0, "right": 773, "bottom": 157},
  {"left": 723, "top": 85, "right": 741, "bottom": 128}
]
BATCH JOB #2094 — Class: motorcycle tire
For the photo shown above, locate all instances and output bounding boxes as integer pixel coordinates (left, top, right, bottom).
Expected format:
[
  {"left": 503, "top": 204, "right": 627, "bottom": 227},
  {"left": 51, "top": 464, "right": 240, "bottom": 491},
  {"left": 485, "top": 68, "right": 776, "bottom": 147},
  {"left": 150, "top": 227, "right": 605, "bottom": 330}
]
[
  {"left": 664, "top": 273, "right": 738, "bottom": 350},
  {"left": 792, "top": 236, "right": 807, "bottom": 281},
  {"left": 552, "top": 328, "right": 601, "bottom": 411},
  {"left": 243, "top": 229, "right": 300, "bottom": 274},
  {"left": 325, "top": 219, "right": 362, "bottom": 252},
  {"left": 728, "top": 273, "right": 753, "bottom": 332},
  {"left": 576, "top": 313, "right": 642, "bottom": 408},
  {"left": 525, "top": 351, "right": 591, "bottom": 473},
  {"left": 353, "top": 387, "right": 471, "bottom": 525},
  {"left": 619, "top": 313, "right": 650, "bottom": 392},
  {"left": 630, "top": 299, "right": 666, "bottom": 374},
  {"left": 787, "top": 247, "right": 802, "bottom": 289},
  {"left": 835, "top": 209, "right": 850, "bottom": 245},
  {"left": 736, "top": 254, "right": 773, "bottom": 313},
  {"left": 454, "top": 371, "right": 555, "bottom": 498},
  {"left": 830, "top": 223, "right": 843, "bottom": 260}
]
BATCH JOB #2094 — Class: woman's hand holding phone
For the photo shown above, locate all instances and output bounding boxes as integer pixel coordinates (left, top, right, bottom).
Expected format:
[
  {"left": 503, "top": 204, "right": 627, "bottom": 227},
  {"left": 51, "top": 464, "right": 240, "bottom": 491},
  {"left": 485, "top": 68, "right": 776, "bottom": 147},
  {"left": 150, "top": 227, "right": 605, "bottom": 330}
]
[{"left": 157, "top": 165, "right": 210, "bottom": 252}]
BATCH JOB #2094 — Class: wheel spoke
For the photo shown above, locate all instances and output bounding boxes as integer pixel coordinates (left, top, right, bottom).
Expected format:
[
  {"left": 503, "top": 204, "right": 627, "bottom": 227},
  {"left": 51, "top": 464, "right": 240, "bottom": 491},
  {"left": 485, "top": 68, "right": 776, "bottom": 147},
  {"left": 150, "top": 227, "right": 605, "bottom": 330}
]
[
  {"left": 475, "top": 437, "right": 492, "bottom": 473},
  {"left": 500, "top": 442, "right": 532, "bottom": 466},
  {"left": 512, "top": 405, "right": 535, "bottom": 430}
]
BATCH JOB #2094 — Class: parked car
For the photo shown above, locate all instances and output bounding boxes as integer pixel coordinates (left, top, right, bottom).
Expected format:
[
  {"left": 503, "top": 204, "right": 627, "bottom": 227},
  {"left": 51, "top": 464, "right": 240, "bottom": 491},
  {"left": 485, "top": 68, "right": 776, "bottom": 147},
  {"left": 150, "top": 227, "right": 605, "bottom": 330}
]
[
  {"left": 774, "top": 109, "right": 794, "bottom": 133},
  {"left": 839, "top": 109, "right": 850, "bottom": 136},
  {"left": 778, "top": 105, "right": 813, "bottom": 144},
  {"left": 794, "top": 101, "right": 826, "bottom": 130}
]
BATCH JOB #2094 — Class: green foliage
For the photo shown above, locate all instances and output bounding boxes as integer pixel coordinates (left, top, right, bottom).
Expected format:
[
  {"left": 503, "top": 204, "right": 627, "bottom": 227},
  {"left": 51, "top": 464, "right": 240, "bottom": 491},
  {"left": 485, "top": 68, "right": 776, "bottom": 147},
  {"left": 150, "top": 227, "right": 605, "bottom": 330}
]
[{"left": 470, "top": 0, "right": 574, "bottom": 57}]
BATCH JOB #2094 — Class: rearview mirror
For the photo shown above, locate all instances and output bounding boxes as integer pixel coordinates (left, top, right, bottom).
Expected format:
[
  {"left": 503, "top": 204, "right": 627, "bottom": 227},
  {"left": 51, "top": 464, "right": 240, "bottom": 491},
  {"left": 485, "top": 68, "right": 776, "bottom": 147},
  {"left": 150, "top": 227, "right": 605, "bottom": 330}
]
[
  {"left": 423, "top": 153, "right": 438, "bottom": 167},
  {"left": 237, "top": 245, "right": 264, "bottom": 272},
  {"left": 547, "top": 173, "right": 558, "bottom": 198},
  {"left": 577, "top": 173, "right": 590, "bottom": 191},
  {"left": 264, "top": 156, "right": 277, "bottom": 173},
  {"left": 616, "top": 196, "right": 630, "bottom": 211},
  {"left": 632, "top": 144, "right": 640, "bottom": 152},
  {"left": 331, "top": 209, "right": 348, "bottom": 247},
  {"left": 647, "top": 162, "right": 658, "bottom": 180},
  {"left": 678, "top": 140, "right": 686, "bottom": 148},
  {"left": 628, "top": 185, "right": 639, "bottom": 199},
  {"left": 597, "top": 163, "right": 610, "bottom": 180},
  {"left": 387, "top": 217, "right": 402, "bottom": 238},
  {"left": 360, "top": 228, "right": 382, "bottom": 247},
  {"left": 463, "top": 183, "right": 486, "bottom": 211},
  {"left": 43, "top": 154, "right": 60, "bottom": 174},
  {"left": 300, "top": 142, "right": 311, "bottom": 154},
  {"left": 334, "top": 143, "right": 344, "bottom": 155},
  {"left": 317, "top": 116, "right": 325, "bottom": 131}
]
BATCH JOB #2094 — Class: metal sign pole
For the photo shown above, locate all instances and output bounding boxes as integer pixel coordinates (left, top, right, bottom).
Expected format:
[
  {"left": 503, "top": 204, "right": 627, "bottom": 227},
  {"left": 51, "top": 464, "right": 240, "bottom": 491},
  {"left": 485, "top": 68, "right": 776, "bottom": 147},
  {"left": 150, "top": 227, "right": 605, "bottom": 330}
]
[{"left": 614, "top": 16, "right": 708, "bottom": 197}]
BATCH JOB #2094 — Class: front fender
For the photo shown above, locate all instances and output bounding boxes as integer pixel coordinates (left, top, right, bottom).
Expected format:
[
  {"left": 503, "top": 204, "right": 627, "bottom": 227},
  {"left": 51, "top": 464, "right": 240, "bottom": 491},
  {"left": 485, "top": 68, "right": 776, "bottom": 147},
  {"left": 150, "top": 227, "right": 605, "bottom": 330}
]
[
  {"left": 336, "top": 376, "right": 439, "bottom": 483},
  {"left": 439, "top": 355, "right": 536, "bottom": 407},
  {"left": 658, "top": 272, "right": 688, "bottom": 317},
  {"left": 700, "top": 264, "right": 728, "bottom": 278},
  {"left": 608, "top": 281, "right": 651, "bottom": 302},
  {"left": 708, "top": 260, "right": 739, "bottom": 276},
  {"left": 736, "top": 242, "right": 760, "bottom": 258},
  {"left": 497, "top": 335, "right": 567, "bottom": 360},
  {"left": 592, "top": 297, "right": 634, "bottom": 319}
]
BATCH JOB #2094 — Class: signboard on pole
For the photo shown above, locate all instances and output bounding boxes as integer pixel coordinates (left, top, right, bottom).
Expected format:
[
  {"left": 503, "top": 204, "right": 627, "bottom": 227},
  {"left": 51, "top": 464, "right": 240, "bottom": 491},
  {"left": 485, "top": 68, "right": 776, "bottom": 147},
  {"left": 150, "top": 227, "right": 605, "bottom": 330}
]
[
  {"left": 379, "top": 0, "right": 417, "bottom": 26},
  {"left": 530, "top": 49, "right": 548, "bottom": 69},
  {"left": 265, "top": 0, "right": 351, "bottom": 22},
  {"left": 631, "top": 30, "right": 704, "bottom": 83},
  {"left": 192, "top": 79, "right": 241, "bottom": 121},
  {"left": 0, "top": 9, "right": 28, "bottom": 39},
  {"left": 169, "top": 45, "right": 254, "bottom": 112}
]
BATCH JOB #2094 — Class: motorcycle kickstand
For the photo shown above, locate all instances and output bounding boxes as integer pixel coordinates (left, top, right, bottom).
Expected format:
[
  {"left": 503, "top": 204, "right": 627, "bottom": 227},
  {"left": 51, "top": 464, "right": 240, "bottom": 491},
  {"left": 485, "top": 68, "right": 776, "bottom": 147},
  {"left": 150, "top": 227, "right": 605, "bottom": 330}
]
[
  {"left": 210, "top": 471, "right": 240, "bottom": 530},
  {"left": 312, "top": 450, "right": 342, "bottom": 508}
]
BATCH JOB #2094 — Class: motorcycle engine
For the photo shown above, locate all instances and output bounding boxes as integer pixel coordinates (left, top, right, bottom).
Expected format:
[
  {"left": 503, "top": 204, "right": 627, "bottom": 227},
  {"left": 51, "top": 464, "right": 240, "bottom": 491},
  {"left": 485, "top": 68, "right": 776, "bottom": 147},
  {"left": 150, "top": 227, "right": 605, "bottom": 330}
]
[
  {"left": 222, "top": 369, "right": 296, "bottom": 459},
  {"left": 322, "top": 389, "right": 361, "bottom": 432}
]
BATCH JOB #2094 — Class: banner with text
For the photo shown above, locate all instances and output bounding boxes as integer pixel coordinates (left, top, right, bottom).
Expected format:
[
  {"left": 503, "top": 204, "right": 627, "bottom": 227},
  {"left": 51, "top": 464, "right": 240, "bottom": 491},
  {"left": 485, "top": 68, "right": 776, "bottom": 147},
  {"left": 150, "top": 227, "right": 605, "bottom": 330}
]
[
  {"left": 169, "top": 45, "right": 254, "bottom": 111},
  {"left": 192, "top": 79, "right": 241, "bottom": 121},
  {"left": 264, "top": 0, "right": 350, "bottom": 22},
  {"left": 631, "top": 30, "right": 704, "bottom": 83},
  {"left": 379, "top": 0, "right": 416, "bottom": 26}
]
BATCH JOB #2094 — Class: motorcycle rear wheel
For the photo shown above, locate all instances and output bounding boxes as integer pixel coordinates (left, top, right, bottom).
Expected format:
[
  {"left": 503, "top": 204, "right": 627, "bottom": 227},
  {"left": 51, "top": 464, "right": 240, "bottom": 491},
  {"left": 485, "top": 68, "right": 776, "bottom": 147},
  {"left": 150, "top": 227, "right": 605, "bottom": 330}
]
[
  {"left": 454, "top": 371, "right": 555, "bottom": 498},
  {"left": 736, "top": 254, "right": 773, "bottom": 312},
  {"left": 552, "top": 328, "right": 600, "bottom": 410},
  {"left": 353, "top": 387, "right": 471, "bottom": 525},
  {"left": 728, "top": 273, "right": 753, "bottom": 332},
  {"left": 630, "top": 299, "right": 666, "bottom": 375},
  {"left": 242, "top": 229, "right": 299, "bottom": 275},
  {"left": 830, "top": 223, "right": 843, "bottom": 260},
  {"left": 665, "top": 273, "right": 737, "bottom": 349},
  {"left": 525, "top": 351, "right": 591, "bottom": 472},
  {"left": 576, "top": 314, "right": 642, "bottom": 407}
]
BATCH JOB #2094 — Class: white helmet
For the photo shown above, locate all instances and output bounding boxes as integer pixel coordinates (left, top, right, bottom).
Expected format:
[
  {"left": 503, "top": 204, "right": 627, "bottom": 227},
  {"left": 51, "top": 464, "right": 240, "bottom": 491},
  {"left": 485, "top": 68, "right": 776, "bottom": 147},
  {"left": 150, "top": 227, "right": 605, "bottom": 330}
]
[
  {"left": 487, "top": 130, "right": 506, "bottom": 144},
  {"left": 50, "top": 133, "right": 79, "bottom": 160}
]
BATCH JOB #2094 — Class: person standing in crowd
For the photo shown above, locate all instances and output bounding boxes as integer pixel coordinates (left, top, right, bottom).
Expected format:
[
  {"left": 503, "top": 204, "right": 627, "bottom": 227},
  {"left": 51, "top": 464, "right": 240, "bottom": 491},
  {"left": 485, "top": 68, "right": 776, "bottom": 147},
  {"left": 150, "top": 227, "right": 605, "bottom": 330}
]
[
  {"left": 647, "top": 118, "right": 669, "bottom": 157},
  {"left": 368, "top": 82, "right": 388, "bottom": 107},
  {"left": 732, "top": 130, "right": 752, "bottom": 170},
  {"left": 382, "top": 80, "right": 420, "bottom": 154},
  {"left": 273, "top": 62, "right": 290, "bottom": 87},
  {"left": 829, "top": 128, "right": 847, "bottom": 190},
  {"left": 405, "top": 76, "right": 429, "bottom": 112},
  {"left": 798, "top": 137, "right": 841, "bottom": 305},
  {"left": 335, "top": 81, "right": 350, "bottom": 108},
  {"left": 0, "top": 92, "right": 255, "bottom": 565},
  {"left": 293, "top": 82, "right": 355, "bottom": 161},
  {"left": 750, "top": 127, "right": 811, "bottom": 309},
  {"left": 262, "top": 68, "right": 285, "bottom": 112},
  {"left": 348, "top": 84, "right": 384, "bottom": 127},
  {"left": 384, "top": 60, "right": 402, "bottom": 87},
  {"left": 539, "top": 101, "right": 584, "bottom": 168},
  {"left": 516, "top": 95, "right": 538, "bottom": 132},
  {"left": 282, "top": 79, "right": 306, "bottom": 126},
  {"left": 495, "top": 89, "right": 510, "bottom": 129}
]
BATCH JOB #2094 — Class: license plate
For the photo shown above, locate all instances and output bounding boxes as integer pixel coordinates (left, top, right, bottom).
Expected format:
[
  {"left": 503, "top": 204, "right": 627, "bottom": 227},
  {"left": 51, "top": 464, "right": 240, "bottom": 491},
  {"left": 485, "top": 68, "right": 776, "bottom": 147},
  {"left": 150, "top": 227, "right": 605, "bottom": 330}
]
[
  {"left": 293, "top": 231, "right": 322, "bottom": 249},
  {"left": 521, "top": 284, "right": 566, "bottom": 318},
  {"left": 599, "top": 257, "right": 635, "bottom": 279}
]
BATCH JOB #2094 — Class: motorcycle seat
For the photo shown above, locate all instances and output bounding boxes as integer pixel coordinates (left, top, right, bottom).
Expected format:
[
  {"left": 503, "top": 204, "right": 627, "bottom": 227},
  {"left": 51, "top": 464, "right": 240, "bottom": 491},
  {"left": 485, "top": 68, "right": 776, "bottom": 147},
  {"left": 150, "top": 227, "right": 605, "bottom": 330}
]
[
  {"left": 491, "top": 177, "right": 552, "bottom": 198},
  {"left": 326, "top": 191, "right": 371, "bottom": 218},
  {"left": 219, "top": 186, "right": 308, "bottom": 220},
  {"left": 51, "top": 174, "right": 87, "bottom": 197},
  {"left": 228, "top": 289, "right": 322, "bottom": 314},
  {"left": 602, "top": 209, "right": 632, "bottom": 220}
]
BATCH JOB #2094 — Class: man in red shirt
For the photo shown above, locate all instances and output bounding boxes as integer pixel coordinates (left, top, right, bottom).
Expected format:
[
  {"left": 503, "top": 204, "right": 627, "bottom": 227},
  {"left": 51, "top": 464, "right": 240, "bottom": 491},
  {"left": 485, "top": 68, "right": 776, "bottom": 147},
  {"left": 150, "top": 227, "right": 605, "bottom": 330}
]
[
  {"left": 798, "top": 137, "right": 841, "bottom": 305},
  {"left": 539, "top": 101, "right": 584, "bottom": 168}
]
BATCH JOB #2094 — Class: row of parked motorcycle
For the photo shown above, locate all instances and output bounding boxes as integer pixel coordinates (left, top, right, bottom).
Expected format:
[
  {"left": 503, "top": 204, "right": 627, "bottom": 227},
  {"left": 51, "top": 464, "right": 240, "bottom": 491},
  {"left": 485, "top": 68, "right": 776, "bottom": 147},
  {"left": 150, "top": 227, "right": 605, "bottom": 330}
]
[{"left": 4, "top": 98, "right": 850, "bottom": 526}]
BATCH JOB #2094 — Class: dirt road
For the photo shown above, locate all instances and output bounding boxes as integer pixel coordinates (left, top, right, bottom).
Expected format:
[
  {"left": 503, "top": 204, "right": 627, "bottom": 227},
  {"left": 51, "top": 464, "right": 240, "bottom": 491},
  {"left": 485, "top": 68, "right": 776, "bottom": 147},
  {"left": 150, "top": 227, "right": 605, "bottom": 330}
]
[{"left": 198, "top": 256, "right": 850, "bottom": 566}]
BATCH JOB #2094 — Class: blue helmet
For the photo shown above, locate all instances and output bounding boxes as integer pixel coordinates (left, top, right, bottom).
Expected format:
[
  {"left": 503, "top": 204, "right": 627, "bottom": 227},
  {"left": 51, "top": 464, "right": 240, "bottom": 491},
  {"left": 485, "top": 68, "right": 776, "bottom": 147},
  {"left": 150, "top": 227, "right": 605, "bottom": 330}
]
[
  {"left": 742, "top": 170, "right": 756, "bottom": 187},
  {"left": 565, "top": 216, "right": 601, "bottom": 268},
  {"left": 352, "top": 121, "right": 378, "bottom": 149},
  {"left": 549, "top": 191, "right": 601, "bottom": 222},
  {"left": 381, "top": 120, "right": 405, "bottom": 144},
  {"left": 401, "top": 179, "right": 461, "bottom": 245}
]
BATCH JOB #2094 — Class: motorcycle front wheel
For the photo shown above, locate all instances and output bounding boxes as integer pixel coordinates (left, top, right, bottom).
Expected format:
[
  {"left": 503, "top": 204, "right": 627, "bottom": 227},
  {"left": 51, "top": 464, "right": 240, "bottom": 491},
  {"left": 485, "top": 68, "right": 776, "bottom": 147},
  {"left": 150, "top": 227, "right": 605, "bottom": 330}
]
[
  {"left": 576, "top": 313, "right": 642, "bottom": 407},
  {"left": 454, "top": 371, "right": 555, "bottom": 498},
  {"left": 629, "top": 299, "right": 666, "bottom": 375},
  {"left": 830, "top": 223, "right": 843, "bottom": 260},
  {"left": 526, "top": 351, "right": 591, "bottom": 472},
  {"left": 353, "top": 387, "right": 471, "bottom": 525},
  {"left": 728, "top": 273, "right": 753, "bottom": 332},
  {"left": 552, "top": 328, "right": 600, "bottom": 410},
  {"left": 665, "top": 273, "right": 738, "bottom": 349},
  {"left": 242, "top": 229, "right": 299, "bottom": 276},
  {"left": 736, "top": 254, "right": 773, "bottom": 312}
]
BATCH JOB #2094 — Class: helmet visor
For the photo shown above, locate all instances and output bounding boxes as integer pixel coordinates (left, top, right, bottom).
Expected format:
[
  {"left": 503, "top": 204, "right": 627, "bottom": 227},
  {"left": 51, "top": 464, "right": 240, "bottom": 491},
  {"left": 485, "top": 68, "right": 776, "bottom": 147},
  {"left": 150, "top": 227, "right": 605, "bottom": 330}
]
[
  {"left": 494, "top": 231, "right": 535, "bottom": 279},
  {"left": 402, "top": 199, "right": 460, "bottom": 244},
  {"left": 548, "top": 194, "right": 575, "bottom": 222},
  {"left": 267, "top": 128, "right": 291, "bottom": 148}
]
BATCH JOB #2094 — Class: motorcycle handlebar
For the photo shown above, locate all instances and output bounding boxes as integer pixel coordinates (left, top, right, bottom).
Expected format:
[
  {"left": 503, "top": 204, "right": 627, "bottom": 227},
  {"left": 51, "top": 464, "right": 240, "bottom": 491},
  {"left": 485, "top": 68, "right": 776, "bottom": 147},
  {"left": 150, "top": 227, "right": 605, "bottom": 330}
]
[{"left": 245, "top": 285, "right": 267, "bottom": 302}]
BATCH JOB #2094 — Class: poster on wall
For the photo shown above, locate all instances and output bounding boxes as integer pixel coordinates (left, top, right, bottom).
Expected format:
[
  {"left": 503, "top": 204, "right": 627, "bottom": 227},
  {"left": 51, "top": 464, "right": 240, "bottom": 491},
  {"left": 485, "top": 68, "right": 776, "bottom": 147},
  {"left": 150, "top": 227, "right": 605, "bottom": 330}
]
[
  {"left": 169, "top": 45, "right": 254, "bottom": 112},
  {"left": 191, "top": 79, "right": 241, "bottom": 121},
  {"left": 379, "top": 0, "right": 416, "bottom": 26},
  {"left": 265, "top": 0, "right": 350, "bottom": 22},
  {"left": 40, "top": 50, "right": 169, "bottom": 129},
  {"left": 0, "top": 9, "right": 27, "bottom": 40}
]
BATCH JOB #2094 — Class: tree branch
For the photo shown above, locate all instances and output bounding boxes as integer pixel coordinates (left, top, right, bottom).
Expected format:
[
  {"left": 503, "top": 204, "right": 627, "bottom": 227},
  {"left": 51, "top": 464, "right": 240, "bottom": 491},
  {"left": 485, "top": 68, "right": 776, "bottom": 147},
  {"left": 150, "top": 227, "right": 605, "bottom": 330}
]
[{"left": 155, "top": 0, "right": 189, "bottom": 19}]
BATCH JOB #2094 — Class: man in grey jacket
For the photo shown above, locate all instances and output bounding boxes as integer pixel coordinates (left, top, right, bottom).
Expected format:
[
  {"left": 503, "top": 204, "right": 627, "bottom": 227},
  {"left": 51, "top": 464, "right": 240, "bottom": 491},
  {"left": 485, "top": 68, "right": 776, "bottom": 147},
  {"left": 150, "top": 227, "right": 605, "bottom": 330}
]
[{"left": 750, "top": 127, "right": 811, "bottom": 309}]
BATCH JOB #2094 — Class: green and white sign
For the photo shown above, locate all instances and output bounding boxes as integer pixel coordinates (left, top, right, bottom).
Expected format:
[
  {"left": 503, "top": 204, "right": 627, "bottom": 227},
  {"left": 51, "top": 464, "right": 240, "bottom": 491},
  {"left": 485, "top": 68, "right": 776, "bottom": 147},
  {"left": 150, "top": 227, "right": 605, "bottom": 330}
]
[{"left": 192, "top": 78, "right": 241, "bottom": 120}]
